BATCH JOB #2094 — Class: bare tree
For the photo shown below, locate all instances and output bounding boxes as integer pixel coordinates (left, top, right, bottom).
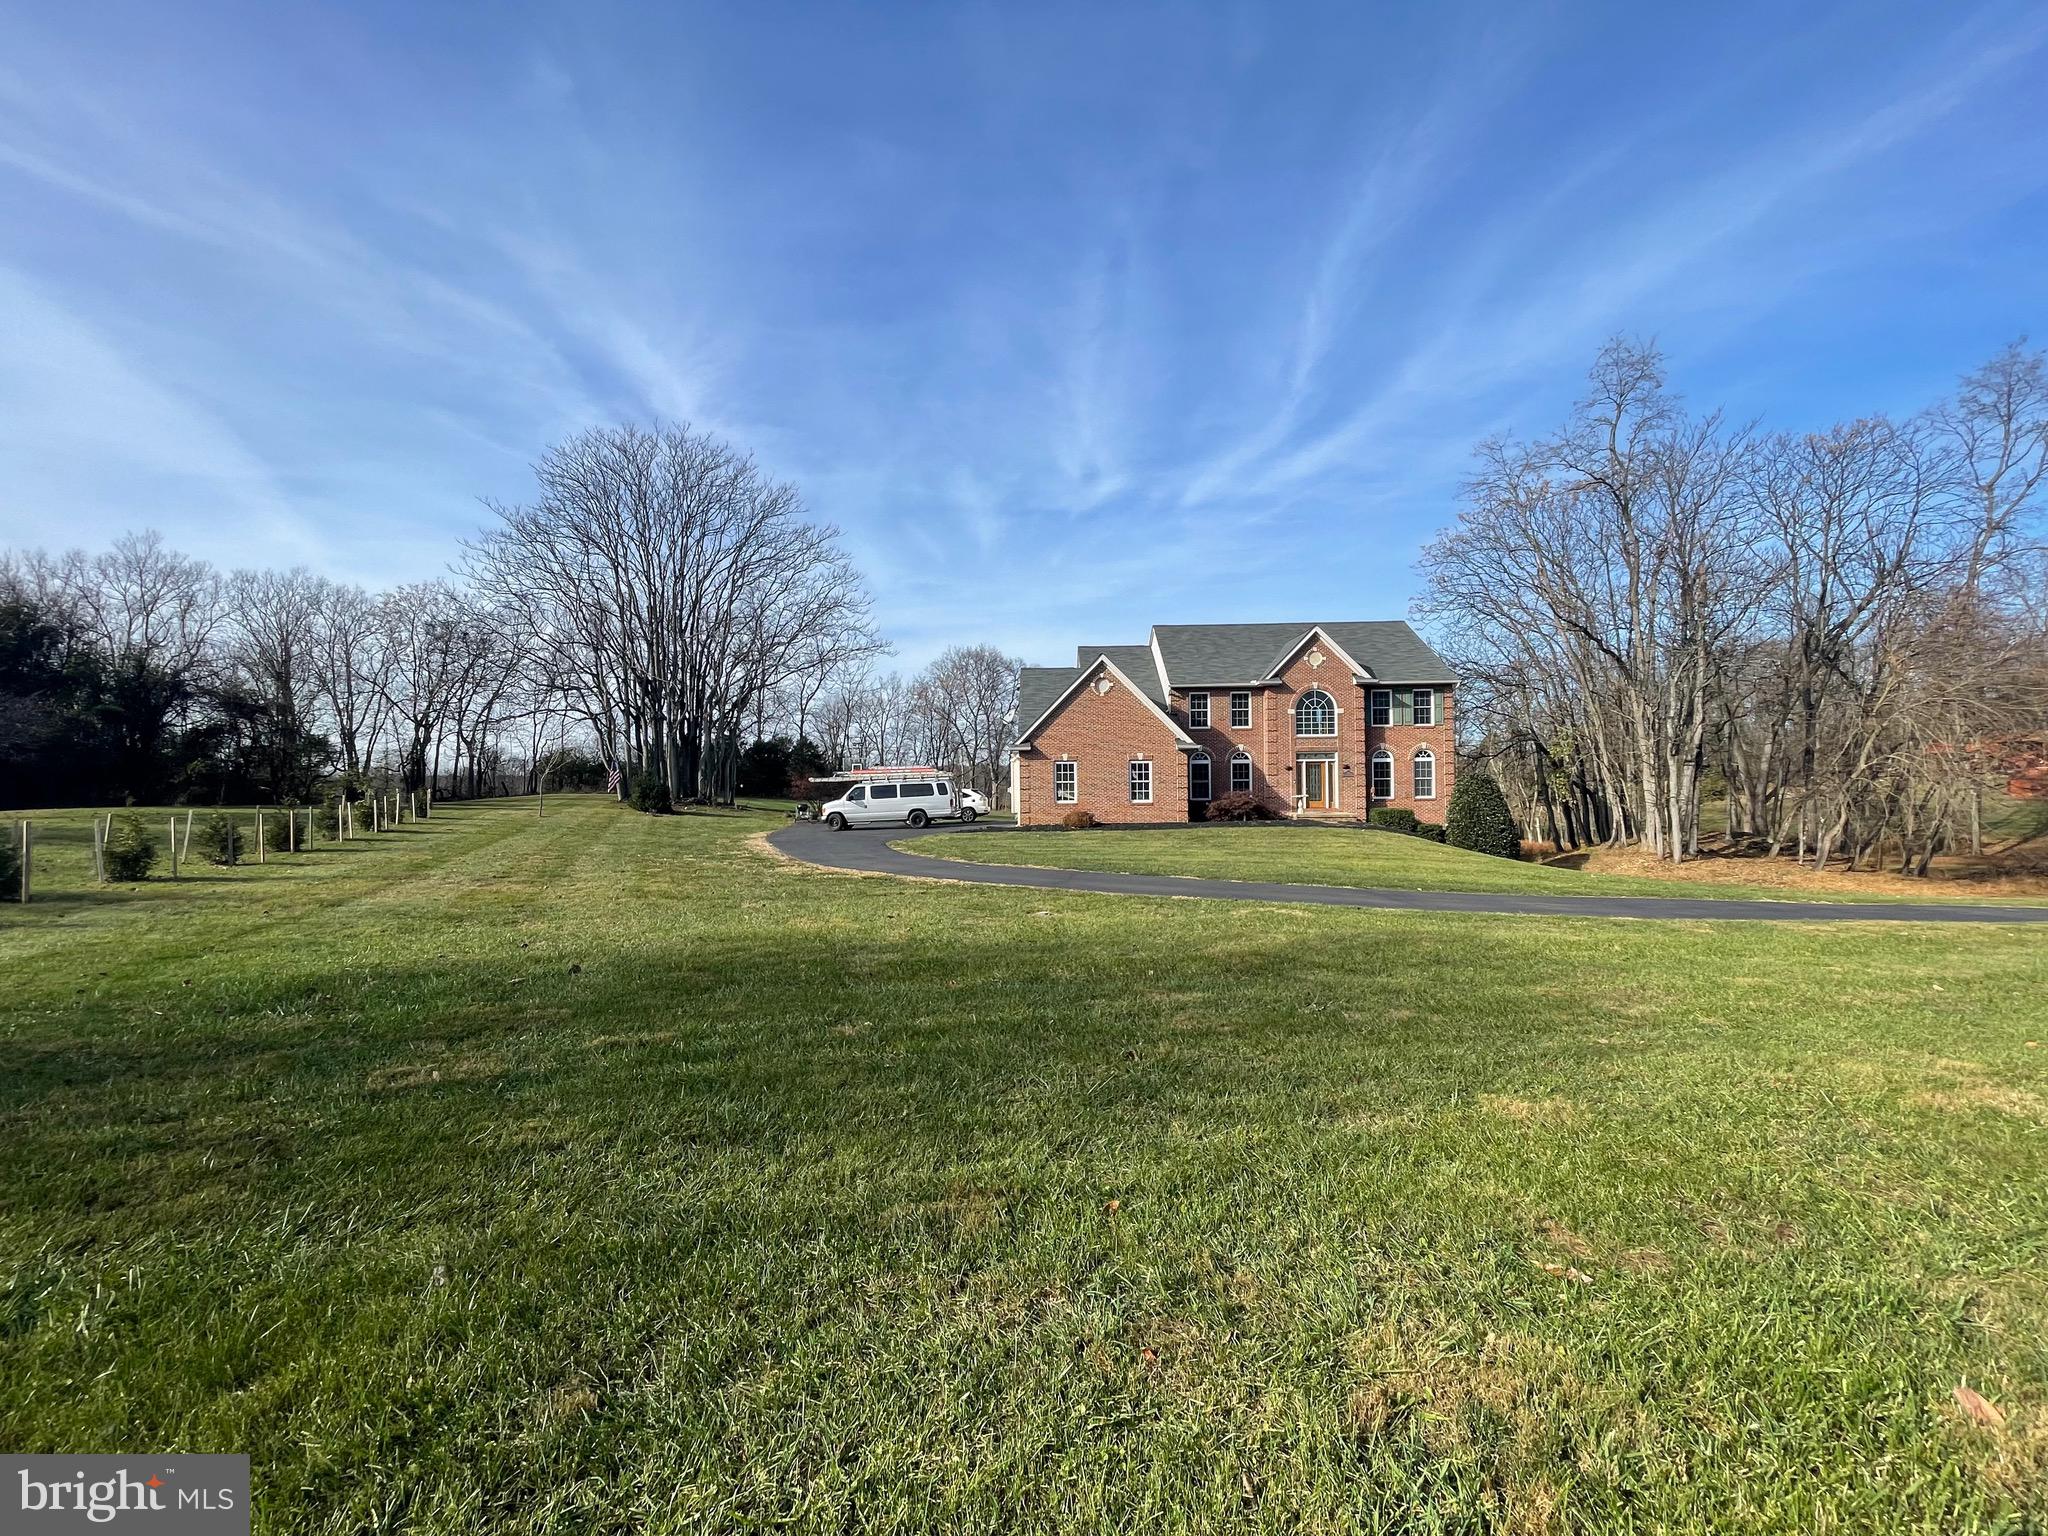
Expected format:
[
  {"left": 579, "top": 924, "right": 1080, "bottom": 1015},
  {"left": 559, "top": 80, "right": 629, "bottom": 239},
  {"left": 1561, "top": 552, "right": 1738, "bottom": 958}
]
[
  {"left": 915, "top": 644, "right": 1021, "bottom": 797},
  {"left": 1422, "top": 337, "right": 2048, "bottom": 874},
  {"left": 468, "top": 421, "right": 878, "bottom": 804}
]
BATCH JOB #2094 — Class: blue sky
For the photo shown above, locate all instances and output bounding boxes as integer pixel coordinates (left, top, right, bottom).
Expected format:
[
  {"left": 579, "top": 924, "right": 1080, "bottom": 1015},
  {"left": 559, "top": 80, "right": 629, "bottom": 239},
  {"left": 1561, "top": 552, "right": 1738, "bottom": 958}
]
[{"left": 3, "top": 1, "right": 2044, "bottom": 670}]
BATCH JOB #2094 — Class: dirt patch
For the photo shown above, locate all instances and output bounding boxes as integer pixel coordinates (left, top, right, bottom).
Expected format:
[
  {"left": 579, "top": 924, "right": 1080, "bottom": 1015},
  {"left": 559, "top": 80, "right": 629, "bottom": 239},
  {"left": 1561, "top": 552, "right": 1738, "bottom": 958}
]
[
  {"left": 1481, "top": 1094, "right": 1583, "bottom": 1126},
  {"left": 1538, "top": 1219, "right": 1597, "bottom": 1261},
  {"left": 1911, "top": 1084, "right": 2048, "bottom": 1119},
  {"left": 1548, "top": 836, "right": 2048, "bottom": 901},
  {"left": 365, "top": 1055, "right": 503, "bottom": 1091}
]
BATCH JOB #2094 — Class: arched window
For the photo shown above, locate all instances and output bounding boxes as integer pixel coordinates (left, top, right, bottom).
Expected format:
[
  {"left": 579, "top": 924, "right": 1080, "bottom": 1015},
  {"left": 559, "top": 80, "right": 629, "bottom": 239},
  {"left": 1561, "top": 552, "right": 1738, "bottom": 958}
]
[
  {"left": 1294, "top": 689, "right": 1336, "bottom": 737},
  {"left": 1189, "top": 750, "right": 1211, "bottom": 801},
  {"left": 1229, "top": 750, "right": 1253, "bottom": 795},
  {"left": 1370, "top": 748, "right": 1393, "bottom": 801},
  {"left": 1412, "top": 747, "right": 1436, "bottom": 799}
]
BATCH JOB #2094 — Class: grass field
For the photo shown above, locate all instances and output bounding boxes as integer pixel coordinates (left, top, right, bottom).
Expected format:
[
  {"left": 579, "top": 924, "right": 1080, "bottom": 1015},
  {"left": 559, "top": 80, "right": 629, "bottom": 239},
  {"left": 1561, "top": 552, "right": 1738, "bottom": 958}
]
[
  {"left": 896, "top": 823, "right": 2048, "bottom": 906},
  {"left": 4, "top": 797, "right": 2047, "bottom": 1532}
]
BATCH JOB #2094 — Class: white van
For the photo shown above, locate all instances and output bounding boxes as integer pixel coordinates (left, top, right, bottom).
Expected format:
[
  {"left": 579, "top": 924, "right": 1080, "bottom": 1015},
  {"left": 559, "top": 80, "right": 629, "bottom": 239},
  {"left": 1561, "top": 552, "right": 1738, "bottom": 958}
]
[{"left": 821, "top": 774, "right": 959, "bottom": 830}]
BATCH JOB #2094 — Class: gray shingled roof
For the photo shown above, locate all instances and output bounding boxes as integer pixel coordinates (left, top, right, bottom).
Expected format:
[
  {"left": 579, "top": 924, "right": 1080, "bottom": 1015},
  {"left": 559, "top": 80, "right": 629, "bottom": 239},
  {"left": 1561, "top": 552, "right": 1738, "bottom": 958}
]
[
  {"left": 1013, "top": 622, "right": 1453, "bottom": 743},
  {"left": 1074, "top": 645, "right": 1166, "bottom": 703},
  {"left": 1152, "top": 621, "right": 1454, "bottom": 685},
  {"left": 1013, "top": 666, "right": 1082, "bottom": 741}
]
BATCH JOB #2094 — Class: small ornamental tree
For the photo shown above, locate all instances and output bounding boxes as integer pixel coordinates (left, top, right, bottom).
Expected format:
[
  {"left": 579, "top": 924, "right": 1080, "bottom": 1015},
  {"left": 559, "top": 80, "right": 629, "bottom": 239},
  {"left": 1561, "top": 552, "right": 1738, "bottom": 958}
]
[
  {"left": 630, "top": 774, "right": 674, "bottom": 815},
  {"left": 1204, "top": 791, "right": 1271, "bottom": 822},
  {"left": 263, "top": 809, "right": 297, "bottom": 854},
  {"left": 1446, "top": 772, "right": 1520, "bottom": 859},
  {"left": 104, "top": 814, "right": 159, "bottom": 881},
  {"left": 196, "top": 811, "right": 243, "bottom": 866}
]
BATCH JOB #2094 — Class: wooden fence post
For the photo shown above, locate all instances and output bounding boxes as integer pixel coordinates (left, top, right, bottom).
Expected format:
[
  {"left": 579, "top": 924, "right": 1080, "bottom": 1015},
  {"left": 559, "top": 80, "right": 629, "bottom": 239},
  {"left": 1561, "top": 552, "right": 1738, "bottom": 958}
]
[
  {"left": 169, "top": 817, "right": 179, "bottom": 880},
  {"left": 182, "top": 810, "right": 194, "bottom": 864},
  {"left": 17, "top": 821, "right": 28, "bottom": 903},
  {"left": 257, "top": 809, "right": 265, "bottom": 863}
]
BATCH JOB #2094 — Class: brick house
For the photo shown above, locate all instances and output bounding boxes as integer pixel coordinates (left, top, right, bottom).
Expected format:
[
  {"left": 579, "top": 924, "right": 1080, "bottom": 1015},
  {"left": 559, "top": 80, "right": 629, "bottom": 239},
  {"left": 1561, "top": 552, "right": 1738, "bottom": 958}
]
[{"left": 1008, "top": 622, "right": 1458, "bottom": 827}]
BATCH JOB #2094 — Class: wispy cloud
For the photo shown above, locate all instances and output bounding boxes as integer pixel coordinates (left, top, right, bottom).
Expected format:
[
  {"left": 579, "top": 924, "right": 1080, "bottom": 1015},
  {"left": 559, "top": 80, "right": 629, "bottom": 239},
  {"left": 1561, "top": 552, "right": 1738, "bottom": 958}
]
[
  {"left": 0, "top": 264, "right": 318, "bottom": 562},
  {"left": 1219, "top": 13, "right": 2048, "bottom": 503}
]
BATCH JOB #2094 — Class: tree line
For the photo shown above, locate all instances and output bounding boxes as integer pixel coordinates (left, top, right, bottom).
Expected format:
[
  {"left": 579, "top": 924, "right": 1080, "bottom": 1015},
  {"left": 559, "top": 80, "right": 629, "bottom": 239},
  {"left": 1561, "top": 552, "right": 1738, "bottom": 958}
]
[
  {"left": 731, "top": 641, "right": 1022, "bottom": 803},
  {"left": 3, "top": 421, "right": 1008, "bottom": 811},
  {"left": 1419, "top": 339, "right": 2048, "bottom": 872}
]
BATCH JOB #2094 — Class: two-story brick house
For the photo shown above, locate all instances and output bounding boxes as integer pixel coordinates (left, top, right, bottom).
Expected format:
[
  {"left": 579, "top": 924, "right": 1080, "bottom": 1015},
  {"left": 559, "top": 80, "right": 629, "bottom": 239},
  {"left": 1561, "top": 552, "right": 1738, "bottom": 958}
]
[{"left": 1008, "top": 622, "right": 1457, "bottom": 827}]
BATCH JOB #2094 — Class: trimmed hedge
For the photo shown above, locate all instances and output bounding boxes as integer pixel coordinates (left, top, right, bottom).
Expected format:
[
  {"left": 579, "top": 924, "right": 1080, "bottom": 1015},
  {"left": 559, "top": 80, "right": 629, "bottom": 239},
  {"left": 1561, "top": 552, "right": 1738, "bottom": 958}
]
[
  {"left": 1446, "top": 772, "right": 1521, "bottom": 859},
  {"left": 1368, "top": 806, "right": 1445, "bottom": 843},
  {"left": 1059, "top": 808, "right": 1099, "bottom": 830},
  {"left": 104, "top": 814, "right": 159, "bottom": 881}
]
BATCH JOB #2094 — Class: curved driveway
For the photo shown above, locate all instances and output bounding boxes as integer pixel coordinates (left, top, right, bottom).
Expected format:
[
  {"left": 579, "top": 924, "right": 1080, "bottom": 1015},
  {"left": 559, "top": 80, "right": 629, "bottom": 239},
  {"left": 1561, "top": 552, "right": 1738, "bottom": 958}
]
[{"left": 768, "top": 821, "right": 2048, "bottom": 924}]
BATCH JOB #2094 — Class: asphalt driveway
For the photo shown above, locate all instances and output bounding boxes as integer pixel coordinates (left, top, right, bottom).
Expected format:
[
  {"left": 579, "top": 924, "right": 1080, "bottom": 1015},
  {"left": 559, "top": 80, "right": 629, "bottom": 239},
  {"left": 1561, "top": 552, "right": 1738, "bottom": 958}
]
[{"left": 767, "top": 820, "right": 2048, "bottom": 924}]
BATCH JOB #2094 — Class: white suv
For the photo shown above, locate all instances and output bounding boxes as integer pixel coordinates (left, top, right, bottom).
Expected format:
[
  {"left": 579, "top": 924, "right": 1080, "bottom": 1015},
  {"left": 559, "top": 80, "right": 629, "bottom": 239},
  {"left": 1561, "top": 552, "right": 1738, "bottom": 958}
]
[
  {"left": 821, "top": 777, "right": 958, "bottom": 830},
  {"left": 956, "top": 788, "right": 990, "bottom": 822}
]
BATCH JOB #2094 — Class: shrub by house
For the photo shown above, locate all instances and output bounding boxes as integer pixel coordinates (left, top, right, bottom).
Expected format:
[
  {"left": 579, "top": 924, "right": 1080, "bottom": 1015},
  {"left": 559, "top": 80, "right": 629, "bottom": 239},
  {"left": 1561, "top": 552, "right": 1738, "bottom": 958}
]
[{"left": 1446, "top": 772, "right": 1521, "bottom": 859}]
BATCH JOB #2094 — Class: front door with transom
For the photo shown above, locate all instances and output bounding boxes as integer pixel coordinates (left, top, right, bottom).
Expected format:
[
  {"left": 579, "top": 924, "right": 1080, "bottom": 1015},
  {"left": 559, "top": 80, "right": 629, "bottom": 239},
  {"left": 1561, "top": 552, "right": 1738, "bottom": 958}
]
[{"left": 1299, "top": 756, "right": 1333, "bottom": 812}]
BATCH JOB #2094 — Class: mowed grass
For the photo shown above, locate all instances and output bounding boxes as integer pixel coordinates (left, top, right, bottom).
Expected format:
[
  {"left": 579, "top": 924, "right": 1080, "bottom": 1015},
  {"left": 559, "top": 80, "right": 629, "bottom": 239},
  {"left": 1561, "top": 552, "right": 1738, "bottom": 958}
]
[
  {"left": 4, "top": 799, "right": 2048, "bottom": 1533},
  {"left": 899, "top": 823, "right": 2048, "bottom": 906}
]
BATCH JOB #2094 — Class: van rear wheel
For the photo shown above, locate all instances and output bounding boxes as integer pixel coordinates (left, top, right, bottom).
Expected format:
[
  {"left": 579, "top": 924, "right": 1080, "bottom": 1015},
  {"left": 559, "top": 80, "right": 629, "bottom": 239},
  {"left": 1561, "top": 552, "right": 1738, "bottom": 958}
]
[
  {"left": 826, "top": 812, "right": 846, "bottom": 830},
  {"left": 907, "top": 808, "right": 929, "bottom": 829}
]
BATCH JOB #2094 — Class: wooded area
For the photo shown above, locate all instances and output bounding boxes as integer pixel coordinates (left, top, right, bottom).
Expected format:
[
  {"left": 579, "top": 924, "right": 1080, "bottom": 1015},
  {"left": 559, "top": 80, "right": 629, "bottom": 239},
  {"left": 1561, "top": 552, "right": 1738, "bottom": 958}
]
[{"left": 1420, "top": 339, "right": 2048, "bottom": 871}]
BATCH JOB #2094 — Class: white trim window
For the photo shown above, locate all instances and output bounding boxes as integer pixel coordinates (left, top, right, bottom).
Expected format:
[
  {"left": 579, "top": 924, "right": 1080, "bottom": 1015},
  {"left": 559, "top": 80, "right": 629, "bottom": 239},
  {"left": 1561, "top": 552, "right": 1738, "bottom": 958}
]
[
  {"left": 1229, "top": 691, "right": 1251, "bottom": 729},
  {"left": 1370, "top": 748, "right": 1393, "bottom": 800},
  {"left": 1054, "top": 760, "right": 1077, "bottom": 803},
  {"left": 1369, "top": 688, "right": 1392, "bottom": 727},
  {"left": 1129, "top": 759, "right": 1153, "bottom": 804},
  {"left": 1295, "top": 688, "right": 1337, "bottom": 737},
  {"left": 1189, "top": 751, "right": 1211, "bottom": 801},
  {"left": 1229, "top": 750, "right": 1252, "bottom": 794},
  {"left": 1187, "top": 691, "right": 1210, "bottom": 729},
  {"left": 1412, "top": 747, "right": 1436, "bottom": 799},
  {"left": 1412, "top": 687, "right": 1435, "bottom": 727}
]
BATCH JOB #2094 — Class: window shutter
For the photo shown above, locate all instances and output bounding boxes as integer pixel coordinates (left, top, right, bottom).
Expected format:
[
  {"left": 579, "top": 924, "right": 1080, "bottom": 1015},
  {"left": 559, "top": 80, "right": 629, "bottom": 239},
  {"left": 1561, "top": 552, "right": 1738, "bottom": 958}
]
[{"left": 1392, "top": 688, "right": 1413, "bottom": 726}]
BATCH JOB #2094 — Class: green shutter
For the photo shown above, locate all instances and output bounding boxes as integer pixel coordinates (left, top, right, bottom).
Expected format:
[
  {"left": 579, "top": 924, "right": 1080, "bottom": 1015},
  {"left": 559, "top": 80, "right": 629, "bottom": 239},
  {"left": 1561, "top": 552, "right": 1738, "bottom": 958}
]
[{"left": 1392, "top": 688, "right": 1412, "bottom": 726}]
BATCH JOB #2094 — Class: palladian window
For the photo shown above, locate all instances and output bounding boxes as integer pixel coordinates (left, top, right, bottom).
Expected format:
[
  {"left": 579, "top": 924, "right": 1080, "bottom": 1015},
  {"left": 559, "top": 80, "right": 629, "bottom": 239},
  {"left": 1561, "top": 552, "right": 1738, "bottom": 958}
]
[{"left": 1294, "top": 688, "right": 1336, "bottom": 737}]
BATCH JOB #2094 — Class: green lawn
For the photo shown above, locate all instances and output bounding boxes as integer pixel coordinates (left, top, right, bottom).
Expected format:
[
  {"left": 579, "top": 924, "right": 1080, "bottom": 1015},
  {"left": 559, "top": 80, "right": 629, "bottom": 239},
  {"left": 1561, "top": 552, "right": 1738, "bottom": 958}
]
[
  {"left": 896, "top": 823, "right": 2048, "bottom": 906},
  {"left": 4, "top": 798, "right": 2046, "bottom": 1532}
]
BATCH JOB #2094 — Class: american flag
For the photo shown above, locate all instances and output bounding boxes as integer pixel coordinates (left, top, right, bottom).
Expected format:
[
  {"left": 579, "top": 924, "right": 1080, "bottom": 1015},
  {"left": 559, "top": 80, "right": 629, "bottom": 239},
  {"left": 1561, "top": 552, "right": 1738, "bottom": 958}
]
[{"left": 605, "top": 767, "right": 621, "bottom": 794}]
